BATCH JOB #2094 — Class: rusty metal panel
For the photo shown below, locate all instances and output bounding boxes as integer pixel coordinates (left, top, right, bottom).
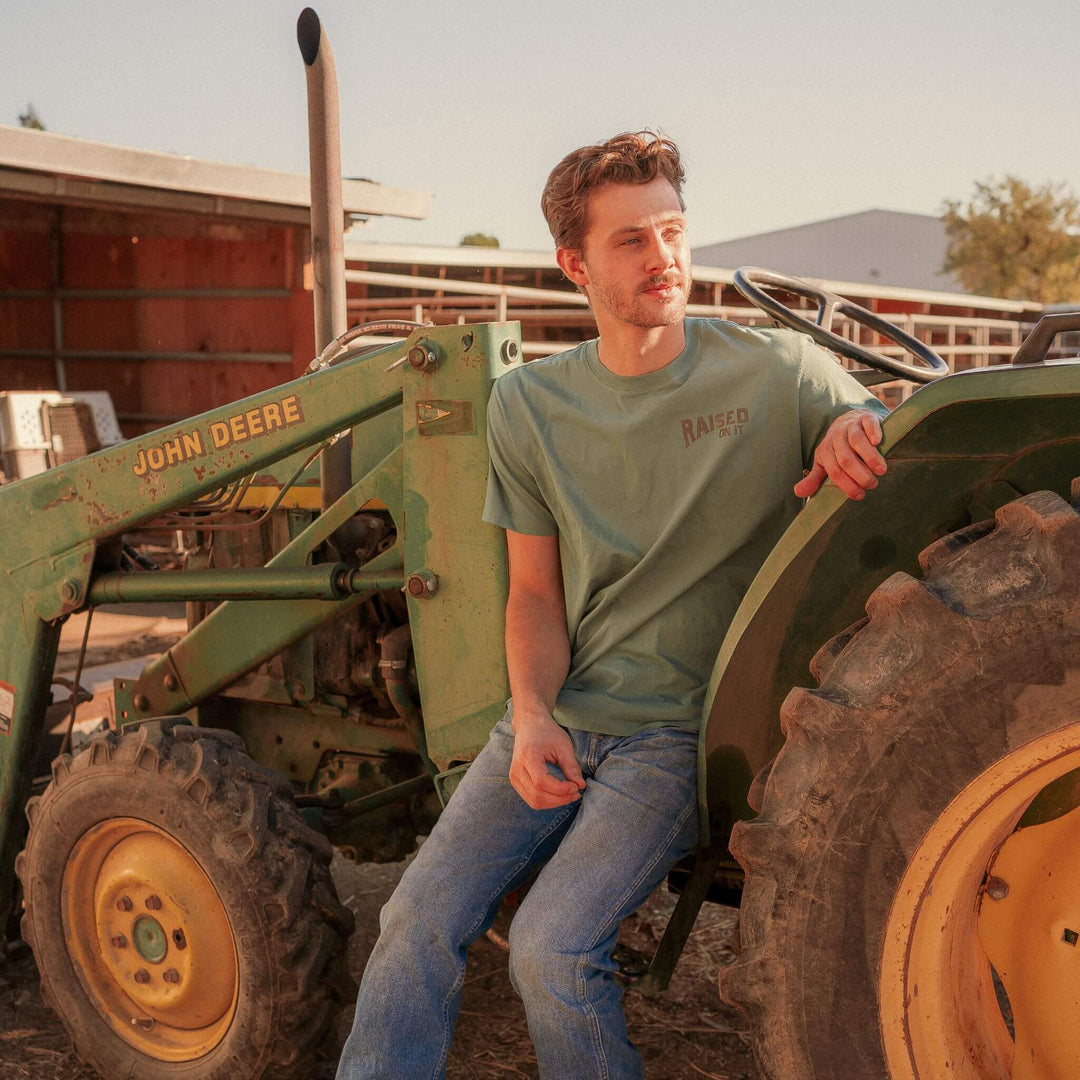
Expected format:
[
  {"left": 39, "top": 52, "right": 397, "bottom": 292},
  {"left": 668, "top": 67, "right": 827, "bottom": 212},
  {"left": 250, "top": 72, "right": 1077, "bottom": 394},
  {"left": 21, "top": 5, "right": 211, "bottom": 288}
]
[{"left": 401, "top": 323, "right": 521, "bottom": 767}]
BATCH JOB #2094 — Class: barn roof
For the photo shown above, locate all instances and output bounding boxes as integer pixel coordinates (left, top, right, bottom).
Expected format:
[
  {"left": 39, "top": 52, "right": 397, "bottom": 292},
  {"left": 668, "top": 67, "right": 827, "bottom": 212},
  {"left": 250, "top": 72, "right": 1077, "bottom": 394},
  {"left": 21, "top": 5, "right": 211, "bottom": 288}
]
[{"left": 0, "top": 124, "right": 430, "bottom": 226}]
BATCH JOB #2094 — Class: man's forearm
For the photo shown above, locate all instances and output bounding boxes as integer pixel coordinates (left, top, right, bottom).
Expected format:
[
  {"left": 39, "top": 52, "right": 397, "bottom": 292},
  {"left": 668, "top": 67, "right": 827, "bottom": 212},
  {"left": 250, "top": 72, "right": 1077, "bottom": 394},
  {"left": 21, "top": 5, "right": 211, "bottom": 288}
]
[{"left": 505, "top": 588, "right": 571, "bottom": 724}]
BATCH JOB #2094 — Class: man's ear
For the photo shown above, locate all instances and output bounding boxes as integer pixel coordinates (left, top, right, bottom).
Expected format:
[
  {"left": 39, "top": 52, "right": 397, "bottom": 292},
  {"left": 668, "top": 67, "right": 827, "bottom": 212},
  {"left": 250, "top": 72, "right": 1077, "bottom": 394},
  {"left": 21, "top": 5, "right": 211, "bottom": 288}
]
[{"left": 556, "top": 246, "right": 589, "bottom": 290}]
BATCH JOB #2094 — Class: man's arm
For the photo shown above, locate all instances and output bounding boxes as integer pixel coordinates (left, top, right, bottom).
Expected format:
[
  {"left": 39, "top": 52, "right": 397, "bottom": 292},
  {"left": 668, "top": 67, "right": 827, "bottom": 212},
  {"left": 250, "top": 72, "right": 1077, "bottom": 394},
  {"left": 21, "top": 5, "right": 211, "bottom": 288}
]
[
  {"left": 504, "top": 530, "right": 586, "bottom": 810},
  {"left": 793, "top": 408, "right": 887, "bottom": 501}
]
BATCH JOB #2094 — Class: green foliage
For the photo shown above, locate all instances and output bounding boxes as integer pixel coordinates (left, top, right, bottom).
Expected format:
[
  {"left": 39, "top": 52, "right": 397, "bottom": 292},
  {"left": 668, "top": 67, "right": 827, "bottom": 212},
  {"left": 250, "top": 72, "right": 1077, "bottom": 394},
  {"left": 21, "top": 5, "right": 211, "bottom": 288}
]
[
  {"left": 18, "top": 103, "right": 45, "bottom": 130},
  {"left": 941, "top": 177, "right": 1080, "bottom": 303},
  {"left": 460, "top": 232, "right": 500, "bottom": 248}
]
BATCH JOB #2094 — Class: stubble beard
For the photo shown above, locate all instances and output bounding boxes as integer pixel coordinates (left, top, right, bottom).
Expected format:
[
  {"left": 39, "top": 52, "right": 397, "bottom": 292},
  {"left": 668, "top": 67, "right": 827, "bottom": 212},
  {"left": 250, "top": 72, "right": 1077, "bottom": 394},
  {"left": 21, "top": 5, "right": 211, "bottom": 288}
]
[{"left": 589, "top": 275, "right": 689, "bottom": 329}]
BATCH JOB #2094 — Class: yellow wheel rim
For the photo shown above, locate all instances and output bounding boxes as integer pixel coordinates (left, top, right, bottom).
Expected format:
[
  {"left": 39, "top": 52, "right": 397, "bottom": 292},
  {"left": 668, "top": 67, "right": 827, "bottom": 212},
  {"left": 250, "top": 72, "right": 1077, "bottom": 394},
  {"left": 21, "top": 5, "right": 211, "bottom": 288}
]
[
  {"left": 62, "top": 817, "right": 239, "bottom": 1061},
  {"left": 880, "top": 719, "right": 1080, "bottom": 1080}
]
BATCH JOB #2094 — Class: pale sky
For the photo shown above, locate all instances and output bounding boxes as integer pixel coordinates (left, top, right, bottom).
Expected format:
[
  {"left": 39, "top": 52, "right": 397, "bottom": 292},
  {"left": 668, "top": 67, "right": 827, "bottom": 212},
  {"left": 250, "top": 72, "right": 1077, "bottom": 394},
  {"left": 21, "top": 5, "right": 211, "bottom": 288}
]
[{"left": 4, "top": 0, "right": 1079, "bottom": 253}]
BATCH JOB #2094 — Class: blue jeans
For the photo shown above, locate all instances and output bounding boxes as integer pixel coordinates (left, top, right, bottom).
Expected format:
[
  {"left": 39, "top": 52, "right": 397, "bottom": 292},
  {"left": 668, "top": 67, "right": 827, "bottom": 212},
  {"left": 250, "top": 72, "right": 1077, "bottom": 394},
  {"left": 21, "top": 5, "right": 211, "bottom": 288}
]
[{"left": 336, "top": 713, "right": 699, "bottom": 1080}]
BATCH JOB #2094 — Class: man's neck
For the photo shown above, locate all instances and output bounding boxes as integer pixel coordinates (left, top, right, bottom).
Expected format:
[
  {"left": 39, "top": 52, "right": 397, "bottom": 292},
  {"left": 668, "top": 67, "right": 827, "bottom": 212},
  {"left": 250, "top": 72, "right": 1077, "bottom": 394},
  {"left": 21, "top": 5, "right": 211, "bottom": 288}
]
[{"left": 595, "top": 319, "right": 687, "bottom": 377}]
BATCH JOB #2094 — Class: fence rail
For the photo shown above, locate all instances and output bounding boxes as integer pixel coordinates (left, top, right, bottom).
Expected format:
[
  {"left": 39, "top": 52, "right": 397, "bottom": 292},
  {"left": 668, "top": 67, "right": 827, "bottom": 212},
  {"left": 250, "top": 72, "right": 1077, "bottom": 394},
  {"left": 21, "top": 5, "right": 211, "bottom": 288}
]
[{"left": 343, "top": 267, "right": 1062, "bottom": 403}]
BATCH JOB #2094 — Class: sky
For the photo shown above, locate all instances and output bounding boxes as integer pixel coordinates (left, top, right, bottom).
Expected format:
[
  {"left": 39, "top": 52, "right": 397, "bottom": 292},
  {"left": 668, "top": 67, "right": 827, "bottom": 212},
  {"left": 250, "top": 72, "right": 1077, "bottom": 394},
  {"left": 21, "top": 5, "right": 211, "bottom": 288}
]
[{"left": 4, "top": 0, "right": 1080, "bottom": 254}]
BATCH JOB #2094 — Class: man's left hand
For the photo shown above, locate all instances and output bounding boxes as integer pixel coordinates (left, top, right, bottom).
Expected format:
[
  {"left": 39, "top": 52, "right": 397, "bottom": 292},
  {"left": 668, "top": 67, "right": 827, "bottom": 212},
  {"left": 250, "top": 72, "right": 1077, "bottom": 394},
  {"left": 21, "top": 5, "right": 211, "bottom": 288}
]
[{"left": 794, "top": 409, "right": 886, "bottom": 501}]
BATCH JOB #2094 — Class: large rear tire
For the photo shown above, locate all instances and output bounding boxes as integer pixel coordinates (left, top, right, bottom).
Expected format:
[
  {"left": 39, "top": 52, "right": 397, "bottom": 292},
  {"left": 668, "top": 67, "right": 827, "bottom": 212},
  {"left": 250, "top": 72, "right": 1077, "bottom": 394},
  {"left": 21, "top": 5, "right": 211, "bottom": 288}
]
[
  {"left": 15, "top": 718, "right": 355, "bottom": 1079},
  {"left": 719, "top": 489, "right": 1080, "bottom": 1078}
]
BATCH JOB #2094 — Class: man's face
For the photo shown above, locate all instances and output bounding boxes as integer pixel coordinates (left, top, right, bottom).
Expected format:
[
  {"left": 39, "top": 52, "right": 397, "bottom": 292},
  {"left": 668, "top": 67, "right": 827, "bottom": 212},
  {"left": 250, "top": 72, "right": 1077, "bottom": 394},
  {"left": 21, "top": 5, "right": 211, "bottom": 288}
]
[{"left": 562, "top": 177, "right": 690, "bottom": 330}]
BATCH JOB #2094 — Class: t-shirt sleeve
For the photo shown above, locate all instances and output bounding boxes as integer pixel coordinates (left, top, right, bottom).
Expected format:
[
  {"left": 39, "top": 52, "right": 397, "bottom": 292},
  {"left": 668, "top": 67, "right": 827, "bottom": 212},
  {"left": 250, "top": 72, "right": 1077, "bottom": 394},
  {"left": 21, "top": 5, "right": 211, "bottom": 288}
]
[
  {"left": 797, "top": 338, "right": 891, "bottom": 471},
  {"left": 482, "top": 378, "right": 558, "bottom": 536}
]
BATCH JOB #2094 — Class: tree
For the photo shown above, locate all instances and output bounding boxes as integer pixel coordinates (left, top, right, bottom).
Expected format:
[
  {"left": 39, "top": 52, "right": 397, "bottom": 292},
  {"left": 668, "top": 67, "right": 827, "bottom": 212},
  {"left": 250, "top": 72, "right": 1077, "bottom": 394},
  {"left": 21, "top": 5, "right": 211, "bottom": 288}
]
[
  {"left": 18, "top": 103, "right": 45, "bottom": 130},
  {"left": 460, "top": 232, "right": 500, "bottom": 248},
  {"left": 941, "top": 177, "right": 1080, "bottom": 303}
]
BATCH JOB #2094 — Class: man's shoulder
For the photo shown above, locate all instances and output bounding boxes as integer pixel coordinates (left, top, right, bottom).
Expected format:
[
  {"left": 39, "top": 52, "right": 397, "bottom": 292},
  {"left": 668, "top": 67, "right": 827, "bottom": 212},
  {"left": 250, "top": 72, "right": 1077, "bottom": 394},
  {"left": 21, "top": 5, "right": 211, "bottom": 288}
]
[
  {"left": 691, "top": 318, "right": 812, "bottom": 373},
  {"left": 491, "top": 340, "right": 592, "bottom": 401}
]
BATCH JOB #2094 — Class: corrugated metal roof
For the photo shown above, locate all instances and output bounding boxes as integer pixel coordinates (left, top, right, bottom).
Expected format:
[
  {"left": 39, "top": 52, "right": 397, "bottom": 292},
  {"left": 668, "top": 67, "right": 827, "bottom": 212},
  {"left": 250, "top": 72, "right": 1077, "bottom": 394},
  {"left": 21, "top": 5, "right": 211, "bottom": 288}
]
[
  {"left": 694, "top": 209, "right": 959, "bottom": 295},
  {"left": 0, "top": 124, "right": 430, "bottom": 225}
]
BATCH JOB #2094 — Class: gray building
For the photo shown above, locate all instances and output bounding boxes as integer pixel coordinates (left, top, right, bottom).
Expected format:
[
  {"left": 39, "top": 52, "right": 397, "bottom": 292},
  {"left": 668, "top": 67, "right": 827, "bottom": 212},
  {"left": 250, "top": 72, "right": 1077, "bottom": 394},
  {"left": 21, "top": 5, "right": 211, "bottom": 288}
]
[{"left": 694, "top": 209, "right": 961, "bottom": 294}]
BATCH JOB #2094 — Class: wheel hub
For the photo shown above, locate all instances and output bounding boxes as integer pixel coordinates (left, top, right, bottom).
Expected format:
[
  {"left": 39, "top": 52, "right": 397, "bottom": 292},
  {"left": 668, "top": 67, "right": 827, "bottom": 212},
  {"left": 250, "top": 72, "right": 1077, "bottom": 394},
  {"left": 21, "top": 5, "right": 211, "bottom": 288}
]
[
  {"left": 63, "top": 818, "right": 239, "bottom": 1061},
  {"left": 977, "top": 801, "right": 1080, "bottom": 1078},
  {"left": 880, "top": 719, "right": 1080, "bottom": 1079},
  {"left": 132, "top": 915, "right": 167, "bottom": 964}
]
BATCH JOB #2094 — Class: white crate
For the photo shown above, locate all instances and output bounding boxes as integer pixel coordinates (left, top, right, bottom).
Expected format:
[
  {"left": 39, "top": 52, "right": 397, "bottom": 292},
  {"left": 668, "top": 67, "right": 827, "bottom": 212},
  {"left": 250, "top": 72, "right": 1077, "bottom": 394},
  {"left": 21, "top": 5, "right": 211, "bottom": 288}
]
[
  {"left": 68, "top": 392, "right": 123, "bottom": 445},
  {"left": 0, "top": 391, "right": 122, "bottom": 452},
  {"left": 0, "top": 391, "right": 59, "bottom": 451}
]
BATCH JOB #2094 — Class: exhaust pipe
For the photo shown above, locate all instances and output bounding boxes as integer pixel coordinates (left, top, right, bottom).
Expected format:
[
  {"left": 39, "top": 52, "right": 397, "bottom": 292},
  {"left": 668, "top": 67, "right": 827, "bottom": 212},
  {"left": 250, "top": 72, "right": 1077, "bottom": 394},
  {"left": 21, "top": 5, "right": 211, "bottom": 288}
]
[{"left": 298, "top": 7, "right": 351, "bottom": 514}]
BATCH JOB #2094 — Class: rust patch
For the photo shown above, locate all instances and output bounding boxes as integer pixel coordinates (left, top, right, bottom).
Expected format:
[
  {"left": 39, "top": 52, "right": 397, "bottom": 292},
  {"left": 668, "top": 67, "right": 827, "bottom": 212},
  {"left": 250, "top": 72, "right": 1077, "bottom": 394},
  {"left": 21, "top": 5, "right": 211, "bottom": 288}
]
[{"left": 40, "top": 488, "right": 78, "bottom": 511}]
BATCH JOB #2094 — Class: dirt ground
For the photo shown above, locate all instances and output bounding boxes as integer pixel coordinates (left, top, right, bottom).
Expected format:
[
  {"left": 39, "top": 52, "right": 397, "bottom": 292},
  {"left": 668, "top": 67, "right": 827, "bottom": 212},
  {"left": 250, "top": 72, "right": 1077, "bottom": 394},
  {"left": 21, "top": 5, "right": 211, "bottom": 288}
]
[
  {"left": 1, "top": 859, "right": 756, "bottom": 1080},
  {"left": 1, "top": 608, "right": 758, "bottom": 1079}
]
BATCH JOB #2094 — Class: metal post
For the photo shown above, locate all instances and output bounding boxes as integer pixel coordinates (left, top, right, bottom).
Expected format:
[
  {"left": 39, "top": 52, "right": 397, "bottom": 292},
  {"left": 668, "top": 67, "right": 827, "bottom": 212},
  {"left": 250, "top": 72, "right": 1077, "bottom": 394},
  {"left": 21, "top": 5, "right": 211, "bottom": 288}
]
[
  {"left": 298, "top": 8, "right": 351, "bottom": 512},
  {"left": 50, "top": 208, "right": 67, "bottom": 393}
]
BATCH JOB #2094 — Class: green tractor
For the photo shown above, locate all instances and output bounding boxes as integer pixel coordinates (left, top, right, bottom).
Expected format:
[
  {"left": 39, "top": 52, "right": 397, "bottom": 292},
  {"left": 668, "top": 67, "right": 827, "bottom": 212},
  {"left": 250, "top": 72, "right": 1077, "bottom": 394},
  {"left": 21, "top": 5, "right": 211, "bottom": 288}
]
[{"left": 3, "top": 13, "right": 1080, "bottom": 1080}]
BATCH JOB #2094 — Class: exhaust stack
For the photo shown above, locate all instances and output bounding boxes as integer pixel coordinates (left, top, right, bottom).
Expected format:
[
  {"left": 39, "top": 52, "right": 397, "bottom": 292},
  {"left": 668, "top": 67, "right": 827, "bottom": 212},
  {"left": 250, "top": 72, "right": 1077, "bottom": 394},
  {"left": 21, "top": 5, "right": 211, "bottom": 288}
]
[{"left": 298, "top": 7, "right": 351, "bottom": 512}]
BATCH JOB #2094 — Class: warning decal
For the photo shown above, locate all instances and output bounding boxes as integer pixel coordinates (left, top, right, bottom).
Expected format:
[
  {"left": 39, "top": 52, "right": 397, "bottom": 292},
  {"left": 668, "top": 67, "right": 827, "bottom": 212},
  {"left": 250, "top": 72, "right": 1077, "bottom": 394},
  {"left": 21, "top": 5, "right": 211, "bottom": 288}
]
[{"left": 0, "top": 680, "right": 14, "bottom": 736}]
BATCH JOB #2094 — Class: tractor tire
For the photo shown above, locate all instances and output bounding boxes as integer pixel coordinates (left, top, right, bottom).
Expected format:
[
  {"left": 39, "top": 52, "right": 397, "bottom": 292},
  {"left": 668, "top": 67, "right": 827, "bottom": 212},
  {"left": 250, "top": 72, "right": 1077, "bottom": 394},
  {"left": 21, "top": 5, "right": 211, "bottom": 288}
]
[
  {"left": 15, "top": 717, "right": 355, "bottom": 1079},
  {"left": 719, "top": 488, "right": 1080, "bottom": 1079}
]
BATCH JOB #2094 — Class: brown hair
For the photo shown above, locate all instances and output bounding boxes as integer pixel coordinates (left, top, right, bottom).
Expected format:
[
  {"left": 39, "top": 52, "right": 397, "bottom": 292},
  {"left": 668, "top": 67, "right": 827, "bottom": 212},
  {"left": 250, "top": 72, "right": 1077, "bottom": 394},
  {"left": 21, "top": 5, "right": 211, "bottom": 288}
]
[{"left": 541, "top": 131, "right": 685, "bottom": 252}]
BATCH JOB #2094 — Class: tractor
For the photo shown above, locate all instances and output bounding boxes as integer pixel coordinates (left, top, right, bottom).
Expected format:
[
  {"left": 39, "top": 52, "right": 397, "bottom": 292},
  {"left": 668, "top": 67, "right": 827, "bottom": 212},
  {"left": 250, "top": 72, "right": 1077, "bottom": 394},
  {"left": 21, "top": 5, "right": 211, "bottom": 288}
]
[{"left": 3, "top": 10, "right": 1080, "bottom": 1079}]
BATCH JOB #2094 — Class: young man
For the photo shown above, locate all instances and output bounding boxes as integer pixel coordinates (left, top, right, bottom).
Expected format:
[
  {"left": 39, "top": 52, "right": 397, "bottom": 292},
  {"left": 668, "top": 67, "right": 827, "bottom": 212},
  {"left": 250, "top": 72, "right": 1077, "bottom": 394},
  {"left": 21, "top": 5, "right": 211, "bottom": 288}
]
[{"left": 338, "top": 132, "right": 887, "bottom": 1080}]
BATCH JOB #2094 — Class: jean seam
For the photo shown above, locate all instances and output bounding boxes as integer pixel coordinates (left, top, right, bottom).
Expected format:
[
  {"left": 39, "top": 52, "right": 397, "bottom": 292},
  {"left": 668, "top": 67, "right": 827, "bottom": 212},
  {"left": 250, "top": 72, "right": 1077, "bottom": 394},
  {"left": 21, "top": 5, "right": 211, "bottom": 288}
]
[
  {"left": 432, "top": 800, "right": 578, "bottom": 1080},
  {"left": 574, "top": 790, "right": 696, "bottom": 1079}
]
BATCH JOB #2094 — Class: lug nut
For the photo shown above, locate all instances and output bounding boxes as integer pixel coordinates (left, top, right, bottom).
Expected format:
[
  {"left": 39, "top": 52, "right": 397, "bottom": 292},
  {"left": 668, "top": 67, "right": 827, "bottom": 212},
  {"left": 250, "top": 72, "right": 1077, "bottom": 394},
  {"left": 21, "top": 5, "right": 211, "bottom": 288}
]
[
  {"left": 111, "top": 934, "right": 127, "bottom": 949},
  {"left": 116, "top": 895, "right": 133, "bottom": 912},
  {"left": 134, "top": 969, "right": 150, "bottom": 984},
  {"left": 145, "top": 894, "right": 162, "bottom": 911},
  {"left": 172, "top": 929, "right": 187, "bottom": 950},
  {"left": 163, "top": 968, "right": 181, "bottom": 985}
]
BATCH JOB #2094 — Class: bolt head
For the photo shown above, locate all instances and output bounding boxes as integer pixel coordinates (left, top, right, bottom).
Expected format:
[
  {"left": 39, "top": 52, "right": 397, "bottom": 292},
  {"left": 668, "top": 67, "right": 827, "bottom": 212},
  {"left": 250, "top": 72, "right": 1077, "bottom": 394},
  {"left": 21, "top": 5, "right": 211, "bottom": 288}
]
[
  {"left": 145, "top": 894, "right": 162, "bottom": 911},
  {"left": 163, "top": 968, "right": 180, "bottom": 984},
  {"left": 163, "top": 673, "right": 178, "bottom": 692},
  {"left": 407, "top": 340, "right": 440, "bottom": 371},
  {"left": 133, "top": 694, "right": 150, "bottom": 711},
  {"left": 986, "top": 875, "right": 1010, "bottom": 900},
  {"left": 134, "top": 969, "right": 150, "bottom": 984},
  {"left": 111, "top": 934, "right": 127, "bottom": 949},
  {"left": 406, "top": 575, "right": 426, "bottom": 598},
  {"left": 116, "top": 895, "right": 133, "bottom": 912},
  {"left": 61, "top": 579, "right": 80, "bottom": 603}
]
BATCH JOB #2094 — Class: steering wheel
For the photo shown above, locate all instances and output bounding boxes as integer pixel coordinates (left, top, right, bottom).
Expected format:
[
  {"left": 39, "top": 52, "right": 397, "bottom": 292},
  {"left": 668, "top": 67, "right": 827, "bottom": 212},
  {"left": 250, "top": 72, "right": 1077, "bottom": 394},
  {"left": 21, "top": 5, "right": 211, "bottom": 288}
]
[{"left": 732, "top": 267, "right": 950, "bottom": 384}]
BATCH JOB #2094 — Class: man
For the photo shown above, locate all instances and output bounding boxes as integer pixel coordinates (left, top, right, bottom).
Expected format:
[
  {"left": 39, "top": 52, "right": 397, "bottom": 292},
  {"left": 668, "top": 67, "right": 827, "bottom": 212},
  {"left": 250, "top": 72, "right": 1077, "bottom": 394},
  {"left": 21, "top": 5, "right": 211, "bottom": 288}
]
[{"left": 338, "top": 132, "right": 887, "bottom": 1079}]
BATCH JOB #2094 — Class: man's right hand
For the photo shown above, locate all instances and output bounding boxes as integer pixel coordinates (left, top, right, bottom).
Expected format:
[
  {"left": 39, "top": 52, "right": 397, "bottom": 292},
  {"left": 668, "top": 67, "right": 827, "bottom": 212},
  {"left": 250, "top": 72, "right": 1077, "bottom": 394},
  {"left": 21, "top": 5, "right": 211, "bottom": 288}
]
[{"left": 509, "top": 712, "right": 587, "bottom": 810}]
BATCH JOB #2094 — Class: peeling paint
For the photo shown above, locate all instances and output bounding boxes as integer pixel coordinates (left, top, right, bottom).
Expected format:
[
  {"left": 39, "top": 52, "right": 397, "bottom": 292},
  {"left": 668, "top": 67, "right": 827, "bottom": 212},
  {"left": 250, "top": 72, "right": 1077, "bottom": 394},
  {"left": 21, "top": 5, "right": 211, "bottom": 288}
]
[{"left": 40, "top": 489, "right": 78, "bottom": 511}]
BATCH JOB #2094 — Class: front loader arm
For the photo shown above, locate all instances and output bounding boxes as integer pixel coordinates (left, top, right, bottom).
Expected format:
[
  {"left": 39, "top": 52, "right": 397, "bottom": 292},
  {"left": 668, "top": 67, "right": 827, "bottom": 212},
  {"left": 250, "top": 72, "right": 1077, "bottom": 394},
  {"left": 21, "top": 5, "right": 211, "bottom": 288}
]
[{"left": 0, "top": 322, "right": 522, "bottom": 930}]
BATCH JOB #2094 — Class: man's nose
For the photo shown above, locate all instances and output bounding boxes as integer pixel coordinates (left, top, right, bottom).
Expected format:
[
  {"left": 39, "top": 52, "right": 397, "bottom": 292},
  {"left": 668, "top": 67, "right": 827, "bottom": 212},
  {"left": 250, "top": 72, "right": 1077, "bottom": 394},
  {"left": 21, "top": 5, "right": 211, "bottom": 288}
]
[{"left": 645, "top": 237, "right": 675, "bottom": 273}]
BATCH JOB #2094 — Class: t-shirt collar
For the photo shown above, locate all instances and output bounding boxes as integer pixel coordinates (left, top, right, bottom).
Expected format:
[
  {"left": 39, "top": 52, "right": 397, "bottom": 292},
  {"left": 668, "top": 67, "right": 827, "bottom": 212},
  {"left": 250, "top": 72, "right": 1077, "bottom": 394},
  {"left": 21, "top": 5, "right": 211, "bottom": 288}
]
[{"left": 584, "top": 319, "right": 699, "bottom": 394}]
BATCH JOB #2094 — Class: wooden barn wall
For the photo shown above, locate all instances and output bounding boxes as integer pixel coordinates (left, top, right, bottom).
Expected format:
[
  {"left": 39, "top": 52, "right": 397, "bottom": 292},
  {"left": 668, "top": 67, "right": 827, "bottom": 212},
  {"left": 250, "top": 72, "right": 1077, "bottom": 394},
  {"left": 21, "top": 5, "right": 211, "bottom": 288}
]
[{"left": 0, "top": 197, "right": 316, "bottom": 438}]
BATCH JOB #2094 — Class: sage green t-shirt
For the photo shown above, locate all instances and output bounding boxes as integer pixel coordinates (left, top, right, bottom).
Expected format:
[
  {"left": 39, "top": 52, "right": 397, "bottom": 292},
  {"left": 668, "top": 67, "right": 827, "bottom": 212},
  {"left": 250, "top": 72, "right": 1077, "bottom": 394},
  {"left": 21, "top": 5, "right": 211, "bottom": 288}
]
[{"left": 482, "top": 317, "right": 887, "bottom": 735}]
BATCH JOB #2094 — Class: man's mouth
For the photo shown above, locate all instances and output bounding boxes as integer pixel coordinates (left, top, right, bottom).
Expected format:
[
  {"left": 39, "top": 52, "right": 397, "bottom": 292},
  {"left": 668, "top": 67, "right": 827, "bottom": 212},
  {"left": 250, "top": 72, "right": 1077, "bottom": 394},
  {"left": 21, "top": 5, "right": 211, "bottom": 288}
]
[{"left": 642, "top": 279, "right": 681, "bottom": 296}]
